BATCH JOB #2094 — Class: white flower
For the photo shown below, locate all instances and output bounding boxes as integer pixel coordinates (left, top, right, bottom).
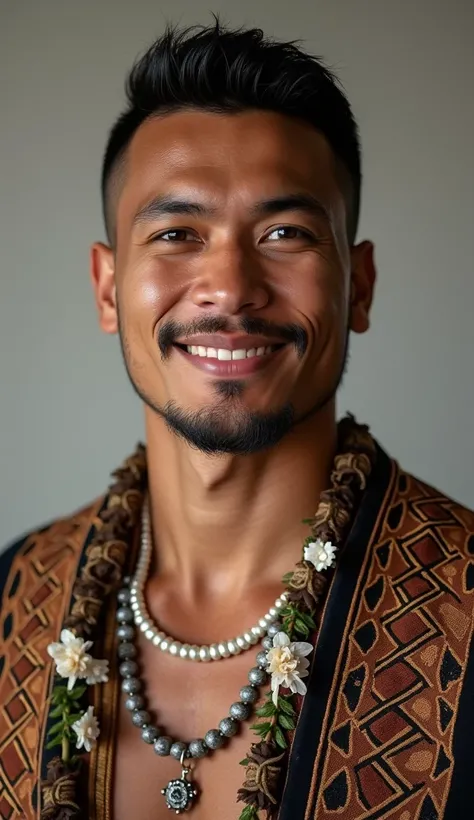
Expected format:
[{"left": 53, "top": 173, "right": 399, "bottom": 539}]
[
  {"left": 72, "top": 705, "right": 100, "bottom": 752},
  {"left": 303, "top": 539, "right": 337, "bottom": 572},
  {"left": 47, "top": 629, "right": 94, "bottom": 691},
  {"left": 266, "top": 632, "right": 313, "bottom": 706},
  {"left": 47, "top": 629, "right": 109, "bottom": 690},
  {"left": 85, "top": 658, "right": 109, "bottom": 685}
]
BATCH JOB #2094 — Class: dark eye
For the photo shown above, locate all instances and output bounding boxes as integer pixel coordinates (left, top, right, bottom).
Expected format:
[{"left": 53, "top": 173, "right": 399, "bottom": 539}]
[
  {"left": 265, "top": 226, "right": 313, "bottom": 241},
  {"left": 152, "top": 229, "right": 195, "bottom": 242}
]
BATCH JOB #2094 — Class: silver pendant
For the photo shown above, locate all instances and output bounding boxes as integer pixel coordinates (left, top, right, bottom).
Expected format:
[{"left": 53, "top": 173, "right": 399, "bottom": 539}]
[{"left": 161, "top": 759, "right": 198, "bottom": 814}]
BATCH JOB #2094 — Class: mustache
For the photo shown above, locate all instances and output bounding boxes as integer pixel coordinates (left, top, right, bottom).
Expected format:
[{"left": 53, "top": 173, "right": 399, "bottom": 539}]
[{"left": 158, "top": 316, "right": 308, "bottom": 360}]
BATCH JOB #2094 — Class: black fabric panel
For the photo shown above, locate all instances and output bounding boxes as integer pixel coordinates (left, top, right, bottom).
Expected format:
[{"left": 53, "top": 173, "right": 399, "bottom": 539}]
[
  {"left": 443, "top": 627, "right": 474, "bottom": 817},
  {"left": 278, "top": 445, "right": 394, "bottom": 820}
]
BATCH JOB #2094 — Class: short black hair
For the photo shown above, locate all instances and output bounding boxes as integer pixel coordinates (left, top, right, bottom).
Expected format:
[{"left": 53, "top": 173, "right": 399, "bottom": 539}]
[{"left": 101, "top": 18, "right": 361, "bottom": 245}]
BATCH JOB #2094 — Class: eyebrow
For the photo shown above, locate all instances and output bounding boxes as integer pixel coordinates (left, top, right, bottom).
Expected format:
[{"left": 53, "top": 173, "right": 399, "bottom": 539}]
[
  {"left": 132, "top": 192, "right": 331, "bottom": 226},
  {"left": 251, "top": 193, "right": 331, "bottom": 223},
  {"left": 133, "top": 196, "right": 217, "bottom": 224}
]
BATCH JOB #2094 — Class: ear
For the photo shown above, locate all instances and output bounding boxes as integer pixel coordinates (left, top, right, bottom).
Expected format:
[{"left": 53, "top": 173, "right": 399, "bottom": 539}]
[
  {"left": 90, "top": 242, "right": 118, "bottom": 334},
  {"left": 349, "top": 240, "right": 376, "bottom": 334}
]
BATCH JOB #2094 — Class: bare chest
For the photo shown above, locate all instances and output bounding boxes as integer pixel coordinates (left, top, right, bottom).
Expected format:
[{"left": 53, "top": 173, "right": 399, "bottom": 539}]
[{"left": 113, "top": 641, "right": 266, "bottom": 820}]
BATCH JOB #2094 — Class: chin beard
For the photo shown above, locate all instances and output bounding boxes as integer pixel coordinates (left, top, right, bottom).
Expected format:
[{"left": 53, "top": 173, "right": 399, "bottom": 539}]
[
  {"left": 156, "top": 400, "right": 296, "bottom": 455},
  {"left": 120, "top": 368, "right": 342, "bottom": 454}
]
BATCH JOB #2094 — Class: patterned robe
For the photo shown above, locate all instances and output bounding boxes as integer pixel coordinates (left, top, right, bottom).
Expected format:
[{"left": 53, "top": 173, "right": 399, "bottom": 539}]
[{"left": 1, "top": 444, "right": 474, "bottom": 818}]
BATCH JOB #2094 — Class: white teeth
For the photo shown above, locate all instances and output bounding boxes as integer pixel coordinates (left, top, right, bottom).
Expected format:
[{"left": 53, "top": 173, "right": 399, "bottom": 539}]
[{"left": 184, "top": 344, "right": 276, "bottom": 359}]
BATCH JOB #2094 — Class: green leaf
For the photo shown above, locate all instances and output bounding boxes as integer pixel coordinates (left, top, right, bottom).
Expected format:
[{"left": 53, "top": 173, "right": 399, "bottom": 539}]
[
  {"left": 298, "top": 610, "right": 316, "bottom": 627},
  {"left": 238, "top": 806, "right": 258, "bottom": 820},
  {"left": 293, "top": 618, "right": 310, "bottom": 637},
  {"left": 274, "top": 725, "right": 288, "bottom": 749},
  {"left": 281, "top": 571, "right": 294, "bottom": 584},
  {"left": 278, "top": 697, "right": 296, "bottom": 716},
  {"left": 46, "top": 732, "right": 64, "bottom": 747},
  {"left": 49, "top": 704, "right": 65, "bottom": 719},
  {"left": 255, "top": 724, "right": 271, "bottom": 738},
  {"left": 69, "top": 684, "right": 87, "bottom": 699},
  {"left": 250, "top": 721, "right": 272, "bottom": 737},
  {"left": 51, "top": 692, "right": 68, "bottom": 706},
  {"left": 239, "top": 758, "right": 249, "bottom": 767},
  {"left": 278, "top": 713, "right": 296, "bottom": 731},
  {"left": 52, "top": 684, "right": 68, "bottom": 697},
  {"left": 54, "top": 724, "right": 72, "bottom": 742},
  {"left": 47, "top": 721, "right": 65, "bottom": 738},
  {"left": 255, "top": 702, "right": 276, "bottom": 718},
  {"left": 46, "top": 736, "right": 63, "bottom": 750},
  {"left": 294, "top": 618, "right": 309, "bottom": 633},
  {"left": 65, "top": 712, "right": 83, "bottom": 726}
]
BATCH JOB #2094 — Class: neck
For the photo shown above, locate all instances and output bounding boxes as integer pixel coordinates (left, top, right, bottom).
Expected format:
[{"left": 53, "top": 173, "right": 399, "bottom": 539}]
[{"left": 144, "top": 402, "right": 337, "bottom": 603}]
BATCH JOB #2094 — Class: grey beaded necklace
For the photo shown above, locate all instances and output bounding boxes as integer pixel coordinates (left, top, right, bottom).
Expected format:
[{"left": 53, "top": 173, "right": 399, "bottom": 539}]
[
  {"left": 116, "top": 546, "right": 286, "bottom": 814},
  {"left": 116, "top": 588, "right": 281, "bottom": 814}
]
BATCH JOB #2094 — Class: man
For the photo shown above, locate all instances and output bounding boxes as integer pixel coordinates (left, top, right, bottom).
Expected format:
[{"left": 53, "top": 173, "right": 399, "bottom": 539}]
[{"left": 1, "top": 19, "right": 473, "bottom": 820}]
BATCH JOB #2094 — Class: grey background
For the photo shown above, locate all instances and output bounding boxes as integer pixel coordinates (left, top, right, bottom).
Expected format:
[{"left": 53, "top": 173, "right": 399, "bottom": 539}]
[{"left": 1, "top": 0, "right": 473, "bottom": 551}]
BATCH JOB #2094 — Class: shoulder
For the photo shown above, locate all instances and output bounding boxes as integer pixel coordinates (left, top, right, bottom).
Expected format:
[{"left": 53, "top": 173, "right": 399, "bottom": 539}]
[
  {"left": 0, "top": 497, "right": 106, "bottom": 667},
  {"left": 374, "top": 457, "right": 474, "bottom": 608},
  {"left": 387, "top": 461, "right": 474, "bottom": 555},
  {"left": 0, "top": 497, "right": 106, "bottom": 609}
]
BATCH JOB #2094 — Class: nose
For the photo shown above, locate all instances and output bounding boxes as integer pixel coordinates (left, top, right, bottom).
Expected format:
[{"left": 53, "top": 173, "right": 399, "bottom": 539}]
[{"left": 189, "top": 244, "right": 270, "bottom": 315}]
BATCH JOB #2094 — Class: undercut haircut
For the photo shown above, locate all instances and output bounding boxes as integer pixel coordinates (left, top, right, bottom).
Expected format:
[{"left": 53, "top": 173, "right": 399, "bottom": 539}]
[{"left": 101, "top": 17, "right": 362, "bottom": 246}]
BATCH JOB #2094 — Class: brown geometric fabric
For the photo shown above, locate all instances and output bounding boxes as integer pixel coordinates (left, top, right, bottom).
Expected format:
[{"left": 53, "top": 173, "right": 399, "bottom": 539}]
[
  {"left": 300, "top": 461, "right": 474, "bottom": 819},
  {"left": 0, "top": 501, "right": 103, "bottom": 818}
]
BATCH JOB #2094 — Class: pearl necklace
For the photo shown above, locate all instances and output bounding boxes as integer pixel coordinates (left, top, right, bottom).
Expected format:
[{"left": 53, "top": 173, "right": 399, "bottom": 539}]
[{"left": 129, "top": 500, "right": 288, "bottom": 662}]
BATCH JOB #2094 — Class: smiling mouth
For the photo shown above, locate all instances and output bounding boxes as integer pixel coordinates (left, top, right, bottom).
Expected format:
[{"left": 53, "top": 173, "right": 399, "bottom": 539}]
[
  {"left": 175, "top": 343, "right": 285, "bottom": 360},
  {"left": 172, "top": 341, "right": 288, "bottom": 378}
]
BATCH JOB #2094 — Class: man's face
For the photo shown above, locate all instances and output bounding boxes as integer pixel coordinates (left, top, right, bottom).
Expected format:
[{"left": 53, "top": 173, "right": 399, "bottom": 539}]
[{"left": 92, "top": 109, "right": 375, "bottom": 453}]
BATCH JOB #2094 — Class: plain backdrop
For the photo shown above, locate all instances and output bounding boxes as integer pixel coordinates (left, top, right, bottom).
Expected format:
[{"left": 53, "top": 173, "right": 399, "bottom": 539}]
[{"left": 1, "top": 0, "right": 473, "bottom": 551}]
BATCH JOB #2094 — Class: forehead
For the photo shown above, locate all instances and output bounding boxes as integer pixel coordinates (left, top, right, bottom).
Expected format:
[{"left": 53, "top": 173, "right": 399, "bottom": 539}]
[{"left": 117, "top": 109, "right": 343, "bottom": 228}]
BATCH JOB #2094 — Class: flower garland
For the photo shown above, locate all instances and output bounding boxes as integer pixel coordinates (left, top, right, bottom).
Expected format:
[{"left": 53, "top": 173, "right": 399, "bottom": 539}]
[
  {"left": 41, "top": 448, "right": 147, "bottom": 818},
  {"left": 40, "top": 418, "right": 375, "bottom": 818}
]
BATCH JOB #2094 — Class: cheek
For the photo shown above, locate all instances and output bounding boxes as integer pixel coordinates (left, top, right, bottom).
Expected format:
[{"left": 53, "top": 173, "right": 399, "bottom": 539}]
[
  {"left": 116, "top": 261, "right": 185, "bottom": 385},
  {"left": 119, "top": 259, "right": 184, "bottom": 334},
  {"left": 285, "top": 261, "right": 348, "bottom": 349}
]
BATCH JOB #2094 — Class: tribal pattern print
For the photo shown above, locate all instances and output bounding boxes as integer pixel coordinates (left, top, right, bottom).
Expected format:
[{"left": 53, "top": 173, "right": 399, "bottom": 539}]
[
  {"left": 307, "top": 467, "right": 474, "bottom": 820},
  {"left": 0, "top": 503, "right": 101, "bottom": 819}
]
